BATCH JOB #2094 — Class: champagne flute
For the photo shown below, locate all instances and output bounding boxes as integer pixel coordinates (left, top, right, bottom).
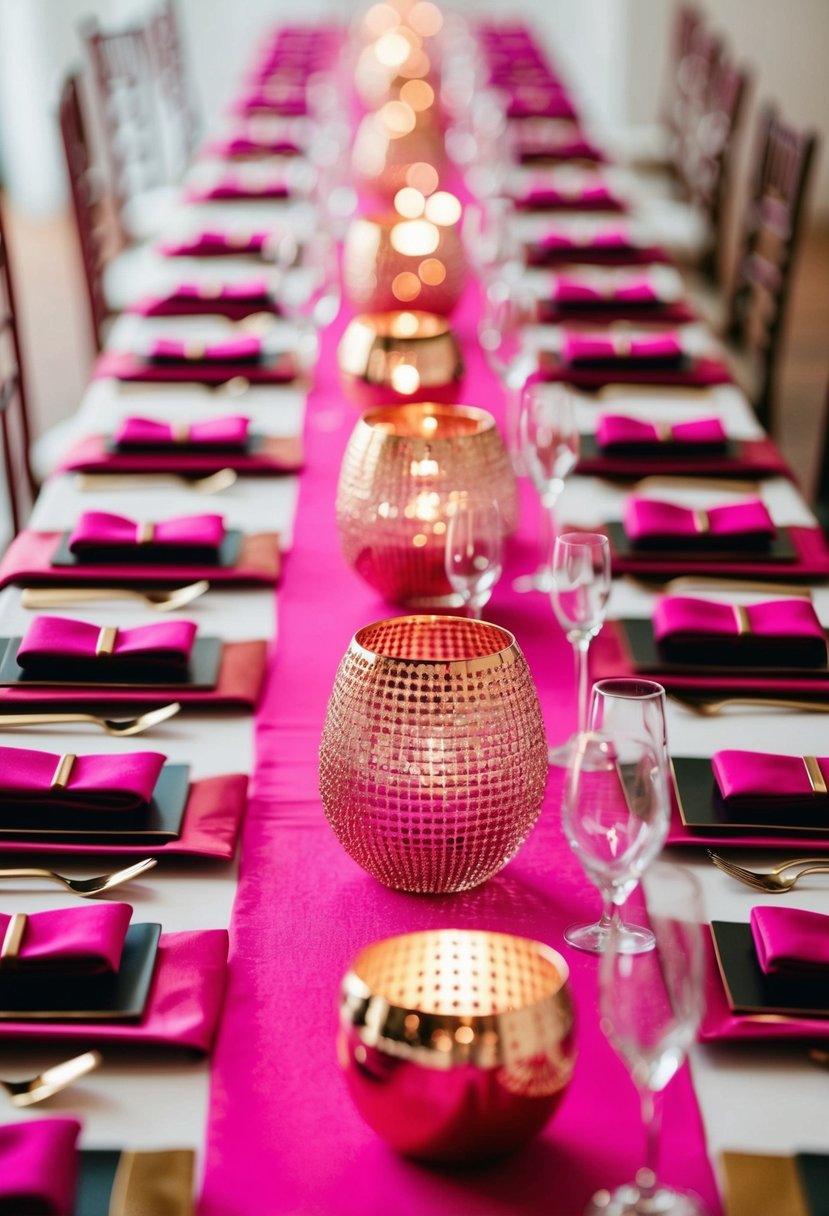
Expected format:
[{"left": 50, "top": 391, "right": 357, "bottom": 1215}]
[
  {"left": 561, "top": 729, "right": 670, "bottom": 955},
  {"left": 271, "top": 230, "right": 340, "bottom": 371},
  {"left": 587, "top": 864, "right": 708, "bottom": 1216},
  {"left": 590, "top": 678, "right": 668, "bottom": 770},
  {"left": 550, "top": 531, "right": 611, "bottom": 739},
  {"left": 478, "top": 279, "right": 536, "bottom": 467},
  {"left": 445, "top": 497, "right": 504, "bottom": 619},
  {"left": 514, "top": 383, "right": 580, "bottom": 593}
]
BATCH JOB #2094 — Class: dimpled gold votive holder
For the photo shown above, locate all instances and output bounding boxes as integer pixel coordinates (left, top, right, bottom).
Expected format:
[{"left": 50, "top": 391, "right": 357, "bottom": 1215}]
[
  {"left": 319, "top": 616, "right": 548, "bottom": 893},
  {"left": 338, "top": 929, "right": 576, "bottom": 1162},
  {"left": 336, "top": 402, "right": 517, "bottom": 607},
  {"left": 343, "top": 212, "right": 466, "bottom": 316},
  {"left": 337, "top": 310, "right": 464, "bottom": 407}
]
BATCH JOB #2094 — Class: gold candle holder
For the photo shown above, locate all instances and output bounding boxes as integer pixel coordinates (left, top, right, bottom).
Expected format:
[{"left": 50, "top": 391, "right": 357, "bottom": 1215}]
[
  {"left": 343, "top": 212, "right": 466, "bottom": 316},
  {"left": 337, "top": 310, "right": 463, "bottom": 407},
  {"left": 338, "top": 928, "right": 576, "bottom": 1162},
  {"left": 320, "top": 616, "right": 548, "bottom": 893},
  {"left": 336, "top": 401, "right": 517, "bottom": 607}
]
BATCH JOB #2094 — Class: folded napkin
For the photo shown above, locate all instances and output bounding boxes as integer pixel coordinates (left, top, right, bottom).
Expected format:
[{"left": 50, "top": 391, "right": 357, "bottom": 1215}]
[
  {"left": 552, "top": 274, "right": 659, "bottom": 304},
  {"left": 116, "top": 415, "right": 251, "bottom": 450},
  {"left": 562, "top": 331, "right": 684, "bottom": 366},
  {"left": 653, "top": 596, "right": 827, "bottom": 668},
  {"left": 596, "top": 415, "right": 727, "bottom": 450},
  {"left": 751, "top": 907, "right": 829, "bottom": 976},
  {"left": 131, "top": 279, "right": 275, "bottom": 319},
  {"left": 623, "top": 496, "right": 776, "bottom": 551},
  {"left": 541, "top": 226, "right": 631, "bottom": 252},
  {"left": 17, "top": 616, "right": 199, "bottom": 673},
  {"left": 149, "top": 336, "right": 263, "bottom": 365},
  {"left": 185, "top": 176, "right": 289, "bottom": 202},
  {"left": 159, "top": 230, "right": 271, "bottom": 257},
  {"left": 0, "top": 745, "right": 165, "bottom": 812},
  {"left": 68, "top": 511, "right": 225, "bottom": 561},
  {"left": 517, "top": 184, "right": 622, "bottom": 211},
  {"left": 236, "top": 88, "right": 307, "bottom": 115},
  {"left": 0, "top": 903, "right": 132, "bottom": 974},
  {"left": 210, "top": 135, "right": 301, "bottom": 157},
  {"left": 712, "top": 749, "right": 829, "bottom": 810},
  {"left": 0, "top": 1118, "right": 80, "bottom": 1216}
]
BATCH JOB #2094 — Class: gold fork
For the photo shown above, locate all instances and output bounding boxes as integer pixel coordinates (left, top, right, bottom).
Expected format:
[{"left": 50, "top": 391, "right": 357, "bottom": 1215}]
[
  {"left": 624, "top": 574, "right": 813, "bottom": 598},
  {"left": 0, "top": 1051, "right": 102, "bottom": 1107},
  {"left": 0, "top": 703, "right": 180, "bottom": 736},
  {"left": 75, "top": 468, "right": 237, "bottom": 494},
  {"left": 0, "top": 857, "right": 157, "bottom": 897},
  {"left": 670, "top": 695, "right": 829, "bottom": 716},
  {"left": 708, "top": 850, "right": 829, "bottom": 892},
  {"left": 21, "top": 580, "right": 210, "bottom": 611}
]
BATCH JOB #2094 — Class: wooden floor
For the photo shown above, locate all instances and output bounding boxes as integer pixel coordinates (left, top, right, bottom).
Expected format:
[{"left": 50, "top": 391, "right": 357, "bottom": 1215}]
[{"left": 3, "top": 200, "right": 828, "bottom": 501}]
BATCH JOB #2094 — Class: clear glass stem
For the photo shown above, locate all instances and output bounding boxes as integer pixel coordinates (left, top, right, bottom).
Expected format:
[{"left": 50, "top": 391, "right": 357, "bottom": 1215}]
[
  {"left": 637, "top": 1084, "right": 663, "bottom": 1201},
  {"left": 504, "top": 384, "right": 524, "bottom": 473},
  {"left": 538, "top": 489, "right": 558, "bottom": 577},
  {"left": 573, "top": 636, "right": 591, "bottom": 732}
]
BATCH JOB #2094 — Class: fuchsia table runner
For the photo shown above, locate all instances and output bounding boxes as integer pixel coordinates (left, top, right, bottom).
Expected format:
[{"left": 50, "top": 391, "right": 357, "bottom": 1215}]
[{"left": 199, "top": 280, "right": 722, "bottom": 1213}]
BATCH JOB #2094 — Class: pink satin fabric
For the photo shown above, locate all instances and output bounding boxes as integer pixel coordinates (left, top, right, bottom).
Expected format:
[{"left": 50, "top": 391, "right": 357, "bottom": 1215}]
[
  {"left": 712, "top": 749, "right": 829, "bottom": 806},
  {"left": 515, "top": 184, "right": 621, "bottom": 210},
  {"left": 69, "top": 511, "right": 225, "bottom": 555},
  {"left": 0, "top": 745, "right": 164, "bottom": 810},
  {"left": 18, "top": 615, "right": 198, "bottom": 666},
  {"left": 597, "top": 416, "right": 727, "bottom": 448},
  {"left": 541, "top": 225, "right": 631, "bottom": 250},
  {"left": 0, "top": 930, "right": 228, "bottom": 1053},
  {"left": 0, "top": 1118, "right": 80, "bottom": 1216},
  {"left": 94, "top": 349, "right": 295, "bottom": 384},
  {"left": 60, "top": 433, "right": 302, "bottom": 476},
  {"left": 539, "top": 352, "right": 731, "bottom": 385},
  {"left": 623, "top": 496, "right": 775, "bottom": 542},
  {"left": 185, "top": 177, "right": 289, "bottom": 202},
  {"left": 116, "top": 415, "right": 251, "bottom": 449},
  {"left": 206, "top": 134, "right": 301, "bottom": 158},
  {"left": 0, "top": 902, "right": 132, "bottom": 973},
  {"left": 149, "top": 336, "right": 263, "bottom": 364},
  {"left": 553, "top": 274, "right": 659, "bottom": 303},
  {"left": 751, "top": 906, "right": 829, "bottom": 974},
  {"left": 563, "top": 331, "right": 684, "bottom": 364},
  {"left": 653, "top": 596, "right": 824, "bottom": 645}
]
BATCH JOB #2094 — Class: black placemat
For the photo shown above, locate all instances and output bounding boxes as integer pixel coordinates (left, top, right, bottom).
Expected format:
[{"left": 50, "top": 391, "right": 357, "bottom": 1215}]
[
  {"left": 617, "top": 616, "right": 829, "bottom": 674},
  {"left": 0, "top": 635, "right": 223, "bottom": 689},
  {"left": 51, "top": 529, "right": 243, "bottom": 569},
  {"left": 711, "top": 921, "right": 829, "bottom": 1019},
  {"left": 606, "top": 519, "right": 793, "bottom": 561},
  {"left": 673, "top": 755, "right": 829, "bottom": 834}
]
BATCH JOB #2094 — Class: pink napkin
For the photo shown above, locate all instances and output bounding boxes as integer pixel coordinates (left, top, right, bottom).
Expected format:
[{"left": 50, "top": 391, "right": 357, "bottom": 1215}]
[
  {"left": 542, "top": 226, "right": 630, "bottom": 251},
  {"left": 159, "top": 230, "right": 271, "bottom": 257},
  {"left": 208, "top": 135, "right": 301, "bottom": 158},
  {"left": 517, "top": 184, "right": 623, "bottom": 211},
  {"left": 17, "top": 616, "right": 198, "bottom": 670},
  {"left": 0, "top": 929, "right": 228, "bottom": 1053},
  {"left": 562, "top": 331, "right": 684, "bottom": 365},
  {"left": 116, "top": 415, "right": 251, "bottom": 450},
  {"left": 751, "top": 907, "right": 829, "bottom": 975},
  {"left": 68, "top": 511, "right": 225, "bottom": 559},
  {"left": 130, "top": 279, "right": 275, "bottom": 319},
  {"left": 654, "top": 597, "right": 825, "bottom": 649},
  {"left": 712, "top": 749, "right": 829, "bottom": 810},
  {"left": 0, "top": 1118, "right": 80, "bottom": 1216},
  {"left": 185, "top": 176, "right": 289, "bottom": 202},
  {"left": 94, "top": 348, "right": 295, "bottom": 385},
  {"left": 235, "top": 88, "right": 307, "bottom": 116},
  {"left": 59, "top": 432, "right": 303, "bottom": 477},
  {"left": 623, "top": 496, "right": 775, "bottom": 548},
  {"left": 0, "top": 902, "right": 132, "bottom": 973},
  {"left": 596, "top": 415, "right": 727, "bottom": 449},
  {"left": 0, "top": 745, "right": 165, "bottom": 811},
  {"left": 552, "top": 274, "right": 658, "bottom": 303},
  {"left": 150, "top": 336, "right": 263, "bottom": 365}
]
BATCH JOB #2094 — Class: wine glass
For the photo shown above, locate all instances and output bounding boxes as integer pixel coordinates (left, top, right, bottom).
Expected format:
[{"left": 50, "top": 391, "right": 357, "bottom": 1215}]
[
  {"left": 514, "top": 382, "right": 581, "bottom": 593},
  {"left": 270, "top": 229, "right": 341, "bottom": 371},
  {"left": 444, "top": 497, "right": 504, "bottom": 619},
  {"left": 550, "top": 532, "right": 611, "bottom": 739},
  {"left": 590, "top": 678, "right": 668, "bottom": 771},
  {"left": 462, "top": 197, "right": 522, "bottom": 288},
  {"left": 478, "top": 278, "right": 536, "bottom": 467},
  {"left": 587, "top": 864, "right": 708, "bottom": 1216},
  {"left": 561, "top": 729, "right": 670, "bottom": 955}
]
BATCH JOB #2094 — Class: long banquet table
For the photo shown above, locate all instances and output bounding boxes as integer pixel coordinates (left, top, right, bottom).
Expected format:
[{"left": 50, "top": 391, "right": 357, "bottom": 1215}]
[{"left": 2, "top": 14, "right": 829, "bottom": 1216}]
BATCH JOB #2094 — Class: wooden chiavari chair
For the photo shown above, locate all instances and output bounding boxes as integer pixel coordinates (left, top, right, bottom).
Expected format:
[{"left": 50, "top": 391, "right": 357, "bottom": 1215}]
[
  {"left": 0, "top": 208, "right": 38, "bottom": 537},
  {"left": 146, "top": 0, "right": 201, "bottom": 178},
  {"left": 813, "top": 373, "right": 829, "bottom": 535},
  {"left": 725, "top": 107, "right": 818, "bottom": 433}
]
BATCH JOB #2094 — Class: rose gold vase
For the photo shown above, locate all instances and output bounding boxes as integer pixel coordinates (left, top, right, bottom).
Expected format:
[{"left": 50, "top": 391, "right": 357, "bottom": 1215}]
[
  {"left": 320, "top": 616, "right": 549, "bottom": 893},
  {"left": 336, "top": 402, "right": 517, "bottom": 607},
  {"left": 337, "top": 310, "right": 463, "bottom": 407},
  {"left": 343, "top": 212, "right": 466, "bottom": 316}
]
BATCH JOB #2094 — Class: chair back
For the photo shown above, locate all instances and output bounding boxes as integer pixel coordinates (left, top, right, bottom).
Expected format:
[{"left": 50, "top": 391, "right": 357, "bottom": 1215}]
[
  {"left": 727, "top": 107, "right": 818, "bottom": 431},
  {"left": 814, "top": 373, "right": 829, "bottom": 534},
  {"left": 80, "top": 17, "right": 165, "bottom": 242},
  {"left": 58, "top": 75, "right": 111, "bottom": 353},
  {"left": 0, "top": 209, "right": 38, "bottom": 536},
  {"left": 147, "top": 0, "right": 201, "bottom": 177}
]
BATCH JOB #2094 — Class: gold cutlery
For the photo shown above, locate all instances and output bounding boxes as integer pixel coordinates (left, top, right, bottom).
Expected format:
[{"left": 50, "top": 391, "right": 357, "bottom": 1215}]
[
  {"left": 75, "top": 468, "right": 238, "bottom": 494},
  {"left": 0, "top": 857, "right": 157, "bottom": 897},
  {"left": 808, "top": 1047, "right": 829, "bottom": 1069},
  {"left": 0, "top": 1050, "right": 102, "bottom": 1107},
  {"left": 0, "top": 703, "right": 181, "bottom": 737},
  {"left": 708, "top": 851, "right": 829, "bottom": 893},
  {"left": 624, "top": 574, "right": 812, "bottom": 598},
  {"left": 21, "top": 580, "right": 210, "bottom": 611},
  {"left": 630, "top": 475, "right": 762, "bottom": 495},
  {"left": 670, "top": 695, "right": 829, "bottom": 716}
]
